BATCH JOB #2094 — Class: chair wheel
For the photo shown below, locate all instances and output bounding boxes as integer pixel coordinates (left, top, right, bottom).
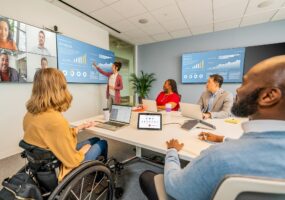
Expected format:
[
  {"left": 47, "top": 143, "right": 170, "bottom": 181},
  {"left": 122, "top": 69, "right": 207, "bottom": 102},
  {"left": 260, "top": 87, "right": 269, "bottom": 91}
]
[{"left": 115, "top": 187, "right": 124, "bottom": 199}]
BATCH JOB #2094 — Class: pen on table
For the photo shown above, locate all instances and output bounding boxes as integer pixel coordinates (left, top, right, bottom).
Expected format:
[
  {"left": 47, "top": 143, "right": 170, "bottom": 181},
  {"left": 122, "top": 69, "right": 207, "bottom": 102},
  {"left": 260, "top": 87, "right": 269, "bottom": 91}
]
[{"left": 196, "top": 126, "right": 213, "bottom": 130}]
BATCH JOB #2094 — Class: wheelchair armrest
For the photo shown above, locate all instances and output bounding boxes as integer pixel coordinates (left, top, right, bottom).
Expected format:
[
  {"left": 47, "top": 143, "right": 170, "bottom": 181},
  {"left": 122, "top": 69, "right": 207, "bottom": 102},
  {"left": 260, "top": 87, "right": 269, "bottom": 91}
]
[{"left": 19, "top": 140, "right": 36, "bottom": 151}]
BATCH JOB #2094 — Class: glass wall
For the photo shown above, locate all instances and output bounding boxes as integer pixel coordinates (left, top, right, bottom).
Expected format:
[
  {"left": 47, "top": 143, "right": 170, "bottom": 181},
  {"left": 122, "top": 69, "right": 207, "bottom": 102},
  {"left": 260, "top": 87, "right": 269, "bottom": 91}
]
[{"left": 109, "top": 35, "right": 135, "bottom": 105}]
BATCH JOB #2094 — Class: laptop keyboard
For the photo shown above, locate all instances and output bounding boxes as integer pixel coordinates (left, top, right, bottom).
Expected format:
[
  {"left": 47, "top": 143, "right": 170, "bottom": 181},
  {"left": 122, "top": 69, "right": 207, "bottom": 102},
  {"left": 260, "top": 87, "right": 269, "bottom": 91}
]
[{"left": 105, "top": 121, "right": 125, "bottom": 127}]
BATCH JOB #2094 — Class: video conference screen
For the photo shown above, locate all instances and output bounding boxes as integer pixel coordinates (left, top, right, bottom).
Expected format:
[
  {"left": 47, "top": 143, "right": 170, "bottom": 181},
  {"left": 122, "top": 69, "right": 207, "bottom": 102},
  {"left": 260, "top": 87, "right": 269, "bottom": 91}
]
[
  {"left": 0, "top": 16, "right": 57, "bottom": 83},
  {"left": 182, "top": 47, "right": 245, "bottom": 84},
  {"left": 57, "top": 34, "right": 114, "bottom": 83}
]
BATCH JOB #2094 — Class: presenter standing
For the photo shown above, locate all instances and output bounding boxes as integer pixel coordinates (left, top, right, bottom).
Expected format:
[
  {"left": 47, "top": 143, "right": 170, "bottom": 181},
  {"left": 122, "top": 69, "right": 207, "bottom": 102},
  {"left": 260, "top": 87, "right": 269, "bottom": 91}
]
[{"left": 93, "top": 61, "right": 123, "bottom": 110}]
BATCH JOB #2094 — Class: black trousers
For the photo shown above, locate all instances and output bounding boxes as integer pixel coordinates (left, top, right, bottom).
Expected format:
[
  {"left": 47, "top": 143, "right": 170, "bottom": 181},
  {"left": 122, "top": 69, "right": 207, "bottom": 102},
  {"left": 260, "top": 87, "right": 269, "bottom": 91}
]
[{"left": 139, "top": 170, "right": 159, "bottom": 200}]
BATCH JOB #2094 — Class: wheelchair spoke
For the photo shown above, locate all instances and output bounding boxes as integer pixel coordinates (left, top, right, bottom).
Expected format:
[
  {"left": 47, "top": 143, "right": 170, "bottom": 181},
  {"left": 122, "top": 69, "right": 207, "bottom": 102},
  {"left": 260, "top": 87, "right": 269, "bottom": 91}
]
[
  {"left": 95, "top": 188, "right": 108, "bottom": 200},
  {"left": 87, "top": 172, "right": 98, "bottom": 200},
  {"left": 54, "top": 164, "right": 114, "bottom": 200},
  {"left": 93, "top": 176, "right": 105, "bottom": 192},
  {"left": 70, "top": 190, "right": 80, "bottom": 200},
  {"left": 83, "top": 174, "right": 108, "bottom": 200},
  {"left": 92, "top": 172, "right": 98, "bottom": 190},
  {"left": 79, "top": 177, "right": 85, "bottom": 199}
]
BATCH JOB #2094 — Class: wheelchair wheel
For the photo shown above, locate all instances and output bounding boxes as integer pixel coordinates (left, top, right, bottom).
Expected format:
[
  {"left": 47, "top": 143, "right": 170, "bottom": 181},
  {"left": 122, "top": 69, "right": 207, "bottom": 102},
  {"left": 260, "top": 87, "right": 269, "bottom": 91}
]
[{"left": 57, "top": 164, "right": 113, "bottom": 200}]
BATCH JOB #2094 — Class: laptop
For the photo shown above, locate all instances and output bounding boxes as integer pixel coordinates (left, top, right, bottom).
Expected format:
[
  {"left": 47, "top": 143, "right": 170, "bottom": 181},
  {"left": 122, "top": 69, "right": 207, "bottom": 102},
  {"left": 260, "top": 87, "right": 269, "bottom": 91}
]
[
  {"left": 180, "top": 102, "right": 203, "bottom": 120},
  {"left": 95, "top": 104, "right": 132, "bottom": 131},
  {"left": 142, "top": 99, "right": 158, "bottom": 112}
]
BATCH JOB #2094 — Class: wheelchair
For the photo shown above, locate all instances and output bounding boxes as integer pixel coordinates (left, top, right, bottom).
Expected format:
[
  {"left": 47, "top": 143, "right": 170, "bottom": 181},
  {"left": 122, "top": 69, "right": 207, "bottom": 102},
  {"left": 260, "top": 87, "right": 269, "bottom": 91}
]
[{"left": 5, "top": 140, "right": 124, "bottom": 200}]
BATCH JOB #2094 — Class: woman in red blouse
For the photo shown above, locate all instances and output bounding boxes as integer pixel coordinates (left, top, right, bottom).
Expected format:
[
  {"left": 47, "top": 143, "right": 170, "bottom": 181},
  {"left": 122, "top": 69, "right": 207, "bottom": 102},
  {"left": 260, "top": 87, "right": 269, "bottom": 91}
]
[{"left": 156, "top": 79, "right": 180, "bottom": 111}]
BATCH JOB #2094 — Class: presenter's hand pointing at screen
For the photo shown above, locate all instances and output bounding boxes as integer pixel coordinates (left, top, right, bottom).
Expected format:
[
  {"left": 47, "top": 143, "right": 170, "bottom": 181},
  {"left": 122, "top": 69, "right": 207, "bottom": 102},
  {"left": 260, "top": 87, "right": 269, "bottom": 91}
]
[
  {"left": 92, "top": 61, "right": 99, "bottom": 69},
  {"left": 166, "top": 139, "right": 184, "bottom": 151}
]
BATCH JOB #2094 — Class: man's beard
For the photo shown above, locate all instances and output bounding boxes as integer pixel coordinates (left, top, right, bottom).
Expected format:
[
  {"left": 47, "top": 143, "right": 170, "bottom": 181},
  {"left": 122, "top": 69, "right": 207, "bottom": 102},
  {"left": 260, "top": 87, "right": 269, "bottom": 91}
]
[{"left": 231, "top": 88, "right": 264, "bottom": 117}]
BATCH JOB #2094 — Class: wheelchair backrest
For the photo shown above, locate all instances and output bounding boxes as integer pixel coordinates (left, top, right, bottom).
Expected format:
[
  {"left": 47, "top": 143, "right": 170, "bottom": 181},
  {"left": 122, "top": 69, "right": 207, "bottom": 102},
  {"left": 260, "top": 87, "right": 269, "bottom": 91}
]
[{"left": 19, "top": 140, "right": 60, "bottom": 171}]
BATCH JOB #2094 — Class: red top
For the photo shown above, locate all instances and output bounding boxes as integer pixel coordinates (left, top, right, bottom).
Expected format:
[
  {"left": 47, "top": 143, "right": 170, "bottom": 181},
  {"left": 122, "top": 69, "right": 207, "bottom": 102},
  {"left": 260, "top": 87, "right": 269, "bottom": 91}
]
[
  {"left": 156, "top": 92, "right": 180, "bottom": 111},
  {"left": 0, "top": 71, "right": 10, "bottom": 81}
]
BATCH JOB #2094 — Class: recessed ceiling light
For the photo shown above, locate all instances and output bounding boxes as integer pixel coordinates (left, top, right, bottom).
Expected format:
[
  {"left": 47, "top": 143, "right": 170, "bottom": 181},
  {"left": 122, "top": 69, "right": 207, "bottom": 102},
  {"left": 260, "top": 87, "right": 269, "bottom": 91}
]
[
  {"left": 138, "top": 19, "right": 148, "bottom": 24},
  {"left": 257, "top": 0, "right": 273, "bottom": 8}
]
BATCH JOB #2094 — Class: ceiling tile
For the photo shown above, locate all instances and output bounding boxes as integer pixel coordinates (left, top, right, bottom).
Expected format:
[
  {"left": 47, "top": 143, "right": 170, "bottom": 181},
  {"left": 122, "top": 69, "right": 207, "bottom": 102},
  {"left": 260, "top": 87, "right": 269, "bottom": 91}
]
[
  {"left": 184, "top": 12, "right": 213, "bottom": 27},
  {"left": 191, "top": 24, "right": 213, "bottom": 35},
  {"left": 178, "top": 0, "right": 212, "bottom": 9},
  {"left": 110, "top": 0, "right": 147, "bottom": 18},
  {"left": 151, "top": 4, "right": 183, "bottom": 22},
  {"left": 128, "top": 12, "right": 158, "bottom": 25},
  {"left": 139, "top": 0, "right": 176, "bottom": 11},
  {"left": 214, "top": 0, "right": 248, "bottom": 22},
  {"left": 245, "top": 0, "right": 285, "bottom": 15},
  {"left": 138, "top": 23, "right": 166, "bottom": 34},
  {"left": 124, "top": 28, "right": 148, "bottom": 38},
  {"left": 53, "top": 0, "right": 84, "bottom": 17},
  {"left": 131, "top": 36, "right": 155, "bottom": 44},
  {"left": 160, "top": 18, "right": 188, "bottom": 32},
  {"left": 179, "top": 0, "right": 213, "bottom": 26},
  {"left": 65, "top": 0, "right": 106, "bottom": 13},
  {"left": 214, "top": 18, "right": 241, "bottom": 31},
  {"left": 272, "top": 7, "right": 285, "bottom": 21},
  {"left": 213, "top": 0, "right": 248, "bottom": 9},
  {"left": 151, "top": 32, "right": 172, "bottom": 41},
  {"left": 101, "top": 0, "right": 120, "bottom": 5},
  {"left": 241, "top": 10, "right": 276, "bottom": 26},
  {"left": 110, "top": 20, "right": 137, "bottom": 32},
  {"left": 90, "top": 6, "right": 124, "bottom": 24},
  {"left": 170, "top": 29, "right": 191, "bottom": 38}
]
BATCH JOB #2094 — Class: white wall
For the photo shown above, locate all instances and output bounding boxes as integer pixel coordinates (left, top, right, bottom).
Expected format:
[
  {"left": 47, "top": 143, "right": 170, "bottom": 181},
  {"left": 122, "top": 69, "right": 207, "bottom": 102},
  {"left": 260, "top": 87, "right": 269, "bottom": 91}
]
[{"left": 0, "top": 0, "right": 109, "bottom": 159}]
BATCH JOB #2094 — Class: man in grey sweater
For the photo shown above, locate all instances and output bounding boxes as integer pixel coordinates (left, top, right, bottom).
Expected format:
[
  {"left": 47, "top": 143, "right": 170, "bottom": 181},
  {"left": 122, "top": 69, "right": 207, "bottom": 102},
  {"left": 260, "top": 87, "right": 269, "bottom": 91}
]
[{"left": 198, "top": 74, "right": 233, "bottom": 119}]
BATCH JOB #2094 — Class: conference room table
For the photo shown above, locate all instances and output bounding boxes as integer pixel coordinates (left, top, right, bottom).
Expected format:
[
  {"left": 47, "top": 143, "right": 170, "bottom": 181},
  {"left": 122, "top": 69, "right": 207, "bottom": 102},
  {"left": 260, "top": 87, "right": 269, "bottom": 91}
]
[{"left": 71, "top": 111, "right": 246, "bottom": 162}]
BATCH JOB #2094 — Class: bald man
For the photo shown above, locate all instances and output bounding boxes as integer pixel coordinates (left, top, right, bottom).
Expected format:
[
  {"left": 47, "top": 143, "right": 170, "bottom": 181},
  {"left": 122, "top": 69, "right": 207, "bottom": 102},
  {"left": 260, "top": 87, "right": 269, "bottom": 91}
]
[{"left": 139, "top": 56, "right": 285, "bottom": 200}]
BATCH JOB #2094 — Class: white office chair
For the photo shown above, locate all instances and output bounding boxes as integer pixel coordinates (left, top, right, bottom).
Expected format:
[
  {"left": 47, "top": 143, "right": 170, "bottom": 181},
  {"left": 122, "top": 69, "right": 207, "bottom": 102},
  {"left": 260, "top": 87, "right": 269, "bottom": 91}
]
[
  {"left": 212, "top": 175, "right": 285, "bottom": 200},
  {"left": 154, "top": 174, "right": 285, "bottom": 200},
  {"left": 154, "top": 174, "right": 175, "bottom": 200}
]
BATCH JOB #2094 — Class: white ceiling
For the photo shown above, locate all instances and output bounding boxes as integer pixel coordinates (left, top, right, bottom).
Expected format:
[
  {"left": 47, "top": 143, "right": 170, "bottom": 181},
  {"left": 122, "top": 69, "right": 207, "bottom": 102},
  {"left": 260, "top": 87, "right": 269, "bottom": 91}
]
[{"left": 48, "top": 0, "right": 285, "bottom": 45}]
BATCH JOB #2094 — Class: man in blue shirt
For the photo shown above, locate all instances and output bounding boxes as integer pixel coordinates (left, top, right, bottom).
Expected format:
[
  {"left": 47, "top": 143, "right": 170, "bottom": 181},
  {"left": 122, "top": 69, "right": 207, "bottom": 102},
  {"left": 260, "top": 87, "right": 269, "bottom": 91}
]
[{"left": 139, "top": 55, "right": 285, "bottom": 200}]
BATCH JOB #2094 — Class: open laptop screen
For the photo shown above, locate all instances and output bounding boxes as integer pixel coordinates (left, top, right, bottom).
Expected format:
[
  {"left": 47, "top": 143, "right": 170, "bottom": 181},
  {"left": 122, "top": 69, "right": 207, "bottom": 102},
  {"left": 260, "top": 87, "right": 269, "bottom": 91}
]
[{"left": 110, "top": 105, "right": 132, "bottom": 123}]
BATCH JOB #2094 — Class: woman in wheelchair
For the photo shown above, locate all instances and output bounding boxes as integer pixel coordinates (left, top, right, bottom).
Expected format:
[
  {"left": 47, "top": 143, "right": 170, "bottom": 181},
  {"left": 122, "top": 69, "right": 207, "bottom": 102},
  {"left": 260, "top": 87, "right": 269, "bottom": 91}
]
[{"left": 23, "top": 68, "right": 108, "bottom": 182}]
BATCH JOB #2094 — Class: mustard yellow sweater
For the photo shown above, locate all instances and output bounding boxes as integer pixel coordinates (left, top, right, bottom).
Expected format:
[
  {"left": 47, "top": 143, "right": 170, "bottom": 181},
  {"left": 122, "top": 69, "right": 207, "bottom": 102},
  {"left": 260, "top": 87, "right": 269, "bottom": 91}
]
[{"left": 23, "top": 110, "right": 84, "bottom": 182}]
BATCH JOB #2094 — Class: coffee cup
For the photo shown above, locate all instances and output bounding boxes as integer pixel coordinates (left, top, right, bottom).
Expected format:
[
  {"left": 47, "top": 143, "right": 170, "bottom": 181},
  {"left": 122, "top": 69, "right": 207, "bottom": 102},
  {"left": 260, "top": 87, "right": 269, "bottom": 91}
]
[
  {"left": 103, "top": 108, "right": 110, "bottom": 121},
  {"left": 165, "top": 103, "right": 172, "bottom": 112}
]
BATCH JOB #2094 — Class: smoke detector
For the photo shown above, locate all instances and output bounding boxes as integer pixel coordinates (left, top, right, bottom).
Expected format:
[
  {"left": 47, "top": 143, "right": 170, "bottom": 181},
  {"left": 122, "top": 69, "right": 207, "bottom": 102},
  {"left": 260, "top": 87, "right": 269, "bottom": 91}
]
[{"left": 138, "top": 19, "right": 148, "bottom": 24}]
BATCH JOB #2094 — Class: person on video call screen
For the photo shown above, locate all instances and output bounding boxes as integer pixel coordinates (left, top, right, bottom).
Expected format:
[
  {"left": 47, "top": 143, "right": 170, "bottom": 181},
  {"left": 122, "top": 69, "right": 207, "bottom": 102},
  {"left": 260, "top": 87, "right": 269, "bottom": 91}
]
[
  {"left": 32, "top": 30, "right": 51, "bottom": 56},
  {"left": 0, "top": 17, "right": 17, "bottom": 51},
  {"left": 41, "top": 57, "right": 48, "bottom": 69},
  {"left": 0, "top": 52, "right": 19, "bottom": 82}
]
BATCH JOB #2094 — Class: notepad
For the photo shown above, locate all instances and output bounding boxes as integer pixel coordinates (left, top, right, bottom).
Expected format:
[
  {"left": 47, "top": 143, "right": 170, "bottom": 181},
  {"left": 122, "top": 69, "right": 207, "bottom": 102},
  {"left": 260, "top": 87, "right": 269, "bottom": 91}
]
[{"left": 225, "top": 118, "right": 240, "bottom": 124}]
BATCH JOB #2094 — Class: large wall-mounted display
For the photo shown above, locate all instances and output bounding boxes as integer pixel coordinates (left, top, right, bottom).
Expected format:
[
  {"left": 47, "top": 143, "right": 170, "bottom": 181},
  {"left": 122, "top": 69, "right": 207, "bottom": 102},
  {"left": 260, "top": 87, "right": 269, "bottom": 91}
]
[
  {"left": 182, "top": 48, "right": 245, "bottom": 84},
  {"left": 244, "top": 42, "right": 285, "bottom": 74},
  {"left": 0, "top": 16, "right": 57, "bottom": 83},
  {"left": 57, "top": 35, "right": 114, "bottom": 83}
]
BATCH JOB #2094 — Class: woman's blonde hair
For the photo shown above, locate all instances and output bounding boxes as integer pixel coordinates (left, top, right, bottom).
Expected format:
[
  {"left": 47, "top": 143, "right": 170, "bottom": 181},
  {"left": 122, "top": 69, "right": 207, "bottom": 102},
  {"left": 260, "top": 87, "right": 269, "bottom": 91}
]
[{"left": 26, "top": 68, "right": 73, "bottom": 114}]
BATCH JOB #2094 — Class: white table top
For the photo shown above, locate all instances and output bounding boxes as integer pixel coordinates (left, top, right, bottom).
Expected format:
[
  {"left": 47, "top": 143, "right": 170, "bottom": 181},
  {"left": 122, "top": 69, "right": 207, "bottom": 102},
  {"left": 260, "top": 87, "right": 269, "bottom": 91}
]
[{"left": 71, "top": 111, "right": 247, "bottom": 161}]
